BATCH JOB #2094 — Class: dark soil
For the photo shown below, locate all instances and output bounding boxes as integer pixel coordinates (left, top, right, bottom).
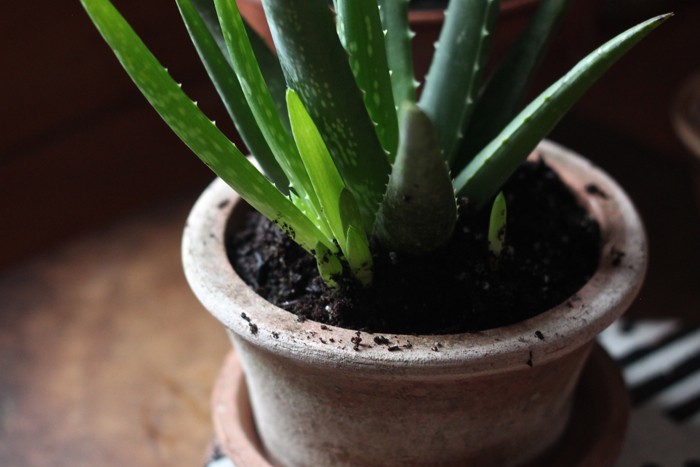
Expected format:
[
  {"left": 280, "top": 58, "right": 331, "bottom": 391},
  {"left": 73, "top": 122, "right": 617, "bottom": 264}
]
[{"left": 228, "top": 157, "right": 601, "bottom": 335}]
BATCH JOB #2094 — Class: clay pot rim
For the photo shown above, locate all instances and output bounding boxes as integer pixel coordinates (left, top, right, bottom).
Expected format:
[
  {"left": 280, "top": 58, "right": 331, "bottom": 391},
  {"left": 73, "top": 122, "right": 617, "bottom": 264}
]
[{"left": 182, "top": 140, "right": 647, "bottom": 377}]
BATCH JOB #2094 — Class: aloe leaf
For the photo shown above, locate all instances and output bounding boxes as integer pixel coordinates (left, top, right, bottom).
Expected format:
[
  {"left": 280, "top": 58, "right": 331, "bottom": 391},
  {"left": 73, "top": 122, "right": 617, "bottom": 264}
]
[
  {"left": 262, "top": 0, "right": 391, "bottom": 230},
  {"left": 419, "top": 0, "right": 500, "bottom": 165},
  {"left": 314, "top": 242, "right": 344, "bottom": 289},
  {"left": 213, "top": 0, "right": 321, "bottom": 218},
  {"left": 339, "top": 188, "right": 364, "bottom": 238},
  {"left": 177, "top": 0, "right": 288, "bottom": 190},
  {"left": 80, "top": 0, "right": 330, "bottom": 252},
  {"left": 455, "top": 0, "right": 572, "bottom": 171},
  {"left": 488, "top": 191, "right": 507, "bottom": 259},
  {"left": 287, "top": 89, "right": 347, "bottom": 250},
  {"left": 336, "top": 0, "right": 399, "bottom": 160},
  {"left": 454, "top": 14, "right": 671, "bottom": 207},
  {"left": 375, "top": 103, "right": 457, "bottom": 255},
  {"left": 377, "top": 0, "right": 416, "bottom": 108},
  {"left": 246, "top": 23, "right": 289, "bottom": 131},
  {"left": 190, "top": 0, "right": 289, "bottom": 129},
  {"left": 288, "top": 90, "right": 373, "bottom": 285},
  {"left": 339, "top": 188, "right": 373, "bottom": 285},
  {"left": 345, "top": 225, "right": 373, "bottom": 287}
]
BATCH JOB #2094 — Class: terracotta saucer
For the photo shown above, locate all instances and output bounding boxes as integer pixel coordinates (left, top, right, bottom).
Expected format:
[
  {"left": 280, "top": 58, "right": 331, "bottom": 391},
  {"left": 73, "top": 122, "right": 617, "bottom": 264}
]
[{"left": 211, "top": 344, "right": 630, "bottom": 467}]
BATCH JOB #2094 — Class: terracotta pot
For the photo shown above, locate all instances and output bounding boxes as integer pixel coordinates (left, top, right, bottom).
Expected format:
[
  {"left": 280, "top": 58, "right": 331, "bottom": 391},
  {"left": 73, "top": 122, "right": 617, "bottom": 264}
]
[
  {"left": 210, "top": 343, "right": 630, "bottom": 467},
  {"left": 182, "top": 140, "right": 647, "bottom": 466}
]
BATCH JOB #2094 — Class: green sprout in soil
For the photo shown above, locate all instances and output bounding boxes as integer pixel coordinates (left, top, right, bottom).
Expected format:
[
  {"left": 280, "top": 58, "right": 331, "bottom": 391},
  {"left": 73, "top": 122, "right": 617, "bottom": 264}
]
[
  {"left": 488, "top": 191, "right": 507, "bottom": 268},
  {"left": 81, "top": 0, "right": 670, "bottom": 288}
]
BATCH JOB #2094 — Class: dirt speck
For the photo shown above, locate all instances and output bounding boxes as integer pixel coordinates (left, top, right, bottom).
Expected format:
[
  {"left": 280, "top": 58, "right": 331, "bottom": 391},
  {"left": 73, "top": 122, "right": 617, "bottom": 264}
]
[
  {"left": 585, "top": 183, "right": 608, "bottom": 199},
  {"left": 373, "top": 336, "right": 390, "bottom": 345},
  {"left": 611, "top": 248, "right": 626, "bottom": 267},
  {"left": 351, "top": 331, "right": 363, "bottom": 351}
]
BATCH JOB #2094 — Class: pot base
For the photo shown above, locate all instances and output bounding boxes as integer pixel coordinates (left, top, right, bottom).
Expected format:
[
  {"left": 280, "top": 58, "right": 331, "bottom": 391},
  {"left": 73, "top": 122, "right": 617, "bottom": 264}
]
[{"left": 210, "top": 344, "right": 629, "bottom": 467}]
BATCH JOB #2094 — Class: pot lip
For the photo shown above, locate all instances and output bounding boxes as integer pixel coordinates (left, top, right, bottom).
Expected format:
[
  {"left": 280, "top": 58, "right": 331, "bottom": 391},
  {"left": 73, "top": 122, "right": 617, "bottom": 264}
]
[{"left": 182, "top": 140, "right": 647, "bottom": 376}]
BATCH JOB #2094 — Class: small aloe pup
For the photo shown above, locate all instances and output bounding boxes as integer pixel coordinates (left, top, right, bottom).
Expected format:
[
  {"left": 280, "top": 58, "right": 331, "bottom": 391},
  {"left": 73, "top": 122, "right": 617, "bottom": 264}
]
[{"left": 81, "top": 0, "right": 669, "bottom": 288}]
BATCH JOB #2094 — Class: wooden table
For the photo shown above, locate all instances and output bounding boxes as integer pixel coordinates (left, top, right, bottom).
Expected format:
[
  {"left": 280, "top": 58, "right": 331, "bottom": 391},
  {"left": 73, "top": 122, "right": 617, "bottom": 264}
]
[{"left": 0, "top": 198, "right": 229, "bottom": 466}]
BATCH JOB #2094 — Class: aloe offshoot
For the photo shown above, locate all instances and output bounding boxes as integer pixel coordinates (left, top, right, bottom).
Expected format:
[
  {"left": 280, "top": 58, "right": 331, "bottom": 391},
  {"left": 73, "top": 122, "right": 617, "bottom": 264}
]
[{"left": 488, "top": 192, "right": 507, "bottom": 266}]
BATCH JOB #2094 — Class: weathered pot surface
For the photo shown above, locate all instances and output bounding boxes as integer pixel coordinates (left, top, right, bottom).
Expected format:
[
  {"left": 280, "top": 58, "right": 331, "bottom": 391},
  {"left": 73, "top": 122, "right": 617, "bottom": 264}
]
[
  {"left": 211, "top": 344, "right": 630, "bottom": 467},
  {"left": 183, "top": 140, "right": 647, "bottom": 466}
]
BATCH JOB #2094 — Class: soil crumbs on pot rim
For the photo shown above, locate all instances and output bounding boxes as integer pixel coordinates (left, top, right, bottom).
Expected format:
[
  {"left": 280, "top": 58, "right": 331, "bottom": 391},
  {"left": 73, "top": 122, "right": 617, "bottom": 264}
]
[{"left": 229, "top": 158, "right": 601, "bottom": 335}]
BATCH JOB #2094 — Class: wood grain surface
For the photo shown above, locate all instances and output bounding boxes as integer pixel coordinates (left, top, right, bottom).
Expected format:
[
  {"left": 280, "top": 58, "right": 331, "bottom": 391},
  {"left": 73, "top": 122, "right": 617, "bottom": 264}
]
[{"left": 0, "top": 199, "right": 229, "bottom": 466}]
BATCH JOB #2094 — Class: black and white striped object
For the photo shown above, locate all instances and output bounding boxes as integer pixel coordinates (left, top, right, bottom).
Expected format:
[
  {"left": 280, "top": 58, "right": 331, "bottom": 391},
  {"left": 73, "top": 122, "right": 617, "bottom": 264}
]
[{"left": 599, "top": 320, "right": 700, "bottom": 466}]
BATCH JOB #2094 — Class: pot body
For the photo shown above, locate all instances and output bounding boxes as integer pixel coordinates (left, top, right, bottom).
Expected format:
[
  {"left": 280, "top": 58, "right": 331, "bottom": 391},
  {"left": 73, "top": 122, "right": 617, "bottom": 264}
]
[{"left": 183, "top": 141, "right": 647, "bottom": 466}]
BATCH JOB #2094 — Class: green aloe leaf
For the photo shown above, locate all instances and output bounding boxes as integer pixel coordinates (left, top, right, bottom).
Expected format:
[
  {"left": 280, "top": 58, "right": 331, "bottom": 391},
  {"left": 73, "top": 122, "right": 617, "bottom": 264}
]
[
  {"left": 345, "top": 225, "right": 373, "bottom": 287},
  {"left": 336, "top": 0, "right": 399, "bottom": 160},
  {"left": 262, "top": 0, "right": 391, "bottom": 230},
  {"left": 419, "top": 0, "right": 500, "bottom": 165},
  {"left": 314, "top": 242, "right": 344, "bottom": 289},
  {"left": 213, "top": 0, "right": 321, "bottom": 218},
  {"left": 246, "top": 23, "right": 289, "bottom": 131},
  {"left": 80, "top": 0, "right": 331, "bottom": 253},
  {"left": 176, "top": 0, "right": 288, "bottom": 190},
  {"left": 455, "top": 0, "right": 572, "bottom": 172},
  {"left": 288, "top": 90, "right": 373, "bottom": 285},
  {"left": 189, "top": 0, "right": 289, "bottom": 130},
  {"left": 454, "top": 14, "right": 672, "bottom": 208},
  {"left": 488, "top": 191, "right": 507, "bottom": 259},
  {"left": 287, "top": 89, "right": 347, "bottom": 251},
  {"left": 340, "top": 188, "right": 373, "bottom": 286},
  {"left": 377, "top": 0, "right": 416, "bottom": 108},
  {"left": 375, "top": 103, "right": 457, "bottom": 255},
  {"left": 339, "top": 188, "right": 364, "bottom": 239}
]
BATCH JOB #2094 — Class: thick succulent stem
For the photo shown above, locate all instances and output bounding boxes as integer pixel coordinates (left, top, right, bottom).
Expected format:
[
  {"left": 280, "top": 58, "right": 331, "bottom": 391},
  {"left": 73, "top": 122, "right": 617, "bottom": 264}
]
[{"left": 375, "top": 103, "right": 457, "bottom": 255}]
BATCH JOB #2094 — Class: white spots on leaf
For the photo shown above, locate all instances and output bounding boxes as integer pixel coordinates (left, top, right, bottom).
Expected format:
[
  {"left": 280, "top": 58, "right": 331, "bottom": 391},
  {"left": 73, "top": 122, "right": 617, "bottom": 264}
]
[{"left": 456, "top": 30, "right": 467, "bottom": 44}]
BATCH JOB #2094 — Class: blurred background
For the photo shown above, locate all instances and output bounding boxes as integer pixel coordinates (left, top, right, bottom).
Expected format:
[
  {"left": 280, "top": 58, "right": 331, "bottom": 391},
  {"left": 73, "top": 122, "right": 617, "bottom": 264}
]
[{"left": 1, "top": 0, "right": 698, "bottom": 465}]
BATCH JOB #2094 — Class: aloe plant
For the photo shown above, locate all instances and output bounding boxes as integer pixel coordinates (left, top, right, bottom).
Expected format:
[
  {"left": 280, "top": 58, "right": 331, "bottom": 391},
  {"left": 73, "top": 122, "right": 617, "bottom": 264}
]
[{"left": 81, "top": 0, "right": 669, "bottom": 288}]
